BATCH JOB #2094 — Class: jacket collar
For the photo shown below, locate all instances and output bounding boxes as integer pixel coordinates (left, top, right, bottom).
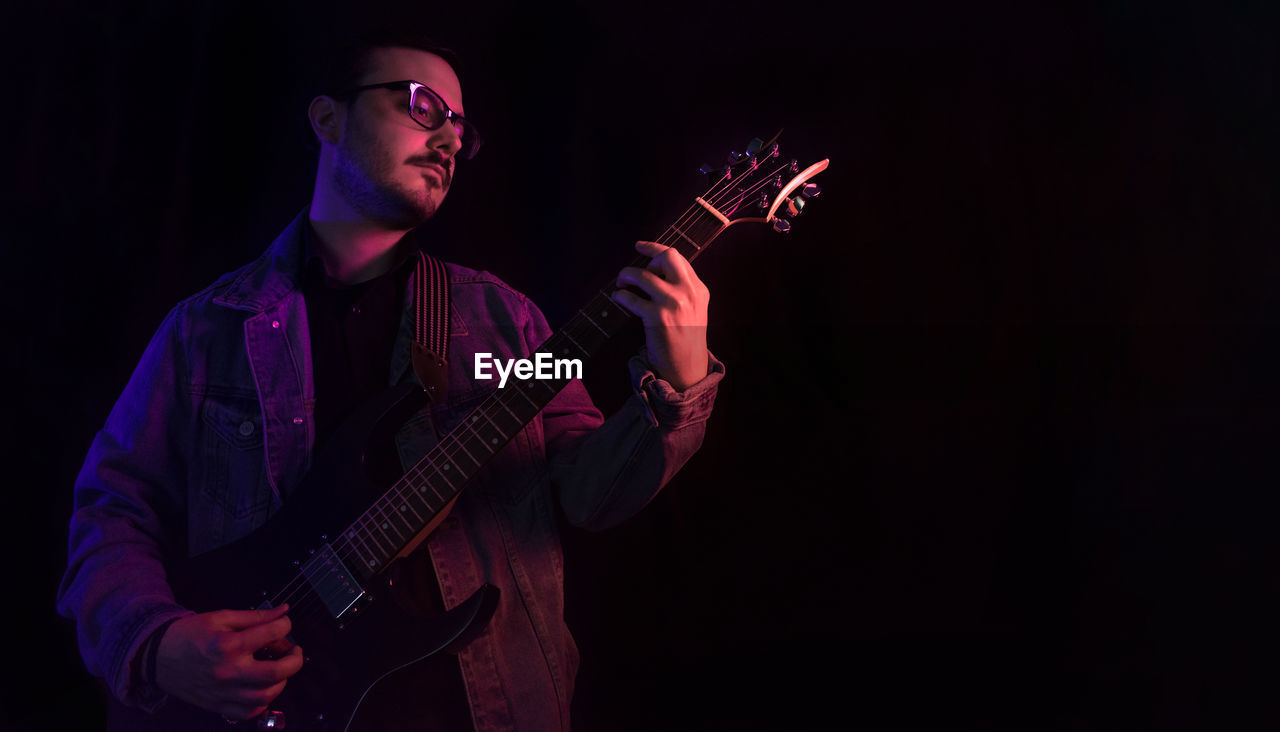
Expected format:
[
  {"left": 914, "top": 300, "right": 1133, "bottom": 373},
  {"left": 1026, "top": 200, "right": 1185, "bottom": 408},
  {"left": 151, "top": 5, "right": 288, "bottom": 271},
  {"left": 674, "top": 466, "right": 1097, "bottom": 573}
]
[
  {"left": 212, "top": 208, "right": 310, "bottom": 312},
  {"left": 211, "top": 207, "right": 426, "bottom": 312}
]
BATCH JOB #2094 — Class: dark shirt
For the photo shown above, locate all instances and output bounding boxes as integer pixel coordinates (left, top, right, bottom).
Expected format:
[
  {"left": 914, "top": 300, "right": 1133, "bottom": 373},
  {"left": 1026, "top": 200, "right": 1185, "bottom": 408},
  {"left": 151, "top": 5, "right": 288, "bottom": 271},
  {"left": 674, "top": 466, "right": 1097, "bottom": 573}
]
[
  {"left": 301, "top": 224, "right": 473, "bottom": 730},
  {"left": 301, "top": 233, "right": 415, "bottom": 449}
]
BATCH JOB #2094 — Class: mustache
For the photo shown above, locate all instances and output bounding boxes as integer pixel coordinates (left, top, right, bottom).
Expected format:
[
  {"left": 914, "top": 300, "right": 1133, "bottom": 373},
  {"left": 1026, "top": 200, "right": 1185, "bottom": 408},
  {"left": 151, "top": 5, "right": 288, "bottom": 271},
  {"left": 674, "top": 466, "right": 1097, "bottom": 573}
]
[{"left": 406, "top": 153, "right": 453, "bottom": 186}]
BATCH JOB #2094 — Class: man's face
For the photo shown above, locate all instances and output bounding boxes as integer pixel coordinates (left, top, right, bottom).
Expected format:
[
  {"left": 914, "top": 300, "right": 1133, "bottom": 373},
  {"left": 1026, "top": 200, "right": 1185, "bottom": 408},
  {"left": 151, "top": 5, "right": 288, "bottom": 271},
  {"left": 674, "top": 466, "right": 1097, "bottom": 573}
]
[{"left": 332, "top": 47, "right": 466, "bottom": 229}]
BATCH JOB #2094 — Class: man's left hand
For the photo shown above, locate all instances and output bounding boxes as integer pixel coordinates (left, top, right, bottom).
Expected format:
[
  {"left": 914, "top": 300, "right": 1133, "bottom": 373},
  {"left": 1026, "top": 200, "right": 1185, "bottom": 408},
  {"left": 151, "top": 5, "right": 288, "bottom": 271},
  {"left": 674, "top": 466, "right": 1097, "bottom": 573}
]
[{"left": 611, "top": 240, "right": 710, "bottom": 392}]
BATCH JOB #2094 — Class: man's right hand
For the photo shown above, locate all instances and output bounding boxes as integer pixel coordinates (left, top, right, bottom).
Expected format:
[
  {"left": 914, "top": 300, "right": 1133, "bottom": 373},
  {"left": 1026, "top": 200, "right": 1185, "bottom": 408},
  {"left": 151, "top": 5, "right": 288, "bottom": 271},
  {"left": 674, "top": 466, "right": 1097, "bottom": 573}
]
[{"left": 155, "top": 603, "right": 305, "bottom": 721}]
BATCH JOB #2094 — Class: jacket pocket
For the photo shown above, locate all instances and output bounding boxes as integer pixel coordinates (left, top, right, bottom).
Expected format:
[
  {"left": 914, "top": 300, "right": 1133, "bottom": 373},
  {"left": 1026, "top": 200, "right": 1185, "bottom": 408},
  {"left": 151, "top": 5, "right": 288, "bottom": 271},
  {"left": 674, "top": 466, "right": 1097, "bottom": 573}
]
[{"left": 192, "top": 393, "right": 273, "bottom": 552}]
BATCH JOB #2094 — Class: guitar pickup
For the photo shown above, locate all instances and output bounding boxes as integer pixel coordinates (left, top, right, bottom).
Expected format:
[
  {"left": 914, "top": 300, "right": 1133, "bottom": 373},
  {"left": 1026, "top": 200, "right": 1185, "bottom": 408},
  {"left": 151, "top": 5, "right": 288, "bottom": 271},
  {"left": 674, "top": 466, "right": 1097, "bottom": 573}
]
[{"left": 300, "top": 543, "right": 365, "bottom": 619}]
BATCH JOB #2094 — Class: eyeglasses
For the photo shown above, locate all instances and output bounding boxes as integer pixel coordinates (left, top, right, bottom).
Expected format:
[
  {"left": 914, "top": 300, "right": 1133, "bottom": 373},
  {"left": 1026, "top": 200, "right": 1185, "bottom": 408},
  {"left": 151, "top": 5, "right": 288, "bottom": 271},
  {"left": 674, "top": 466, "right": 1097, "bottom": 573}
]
[{"left": 337, "top": 80, "right": 483, "bottom": 160}]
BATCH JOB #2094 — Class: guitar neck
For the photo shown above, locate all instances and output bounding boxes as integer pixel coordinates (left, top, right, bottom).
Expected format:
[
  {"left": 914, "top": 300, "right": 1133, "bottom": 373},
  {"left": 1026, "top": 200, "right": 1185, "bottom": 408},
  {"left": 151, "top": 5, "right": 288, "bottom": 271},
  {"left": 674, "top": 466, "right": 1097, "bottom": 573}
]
[
  {"left": 334, "top": 205, "right": 730, "bottom": 578},
  {"left": 324, "top": 135, "right": 835, "bottom": 579}
]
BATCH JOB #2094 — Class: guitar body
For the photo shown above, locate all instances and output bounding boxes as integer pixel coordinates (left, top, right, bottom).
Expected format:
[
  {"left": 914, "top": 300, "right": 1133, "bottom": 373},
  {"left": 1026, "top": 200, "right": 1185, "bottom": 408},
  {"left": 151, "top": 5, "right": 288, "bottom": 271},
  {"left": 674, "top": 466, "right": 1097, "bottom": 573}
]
[{"left": 106, "top": 383, "right": 499, "bottom": 731}]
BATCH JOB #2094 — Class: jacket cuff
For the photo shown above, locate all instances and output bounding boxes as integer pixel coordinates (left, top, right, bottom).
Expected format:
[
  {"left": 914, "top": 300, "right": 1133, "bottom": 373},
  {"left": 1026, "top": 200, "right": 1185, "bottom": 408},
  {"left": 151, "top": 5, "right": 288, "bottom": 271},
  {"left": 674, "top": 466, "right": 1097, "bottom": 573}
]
[
  {"left": 626, "top": 349, "right": 725, "bottom": 429},
  {"left": 115, "top": 608, "right": 193, "bottom": 713}
]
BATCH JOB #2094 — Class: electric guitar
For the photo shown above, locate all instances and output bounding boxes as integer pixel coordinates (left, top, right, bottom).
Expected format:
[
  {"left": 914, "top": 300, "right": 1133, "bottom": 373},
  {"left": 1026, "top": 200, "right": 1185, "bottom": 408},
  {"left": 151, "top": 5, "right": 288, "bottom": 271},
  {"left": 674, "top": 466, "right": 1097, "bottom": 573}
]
[{"left": 109, "top": 134, "right": 829, "bottom": 730}]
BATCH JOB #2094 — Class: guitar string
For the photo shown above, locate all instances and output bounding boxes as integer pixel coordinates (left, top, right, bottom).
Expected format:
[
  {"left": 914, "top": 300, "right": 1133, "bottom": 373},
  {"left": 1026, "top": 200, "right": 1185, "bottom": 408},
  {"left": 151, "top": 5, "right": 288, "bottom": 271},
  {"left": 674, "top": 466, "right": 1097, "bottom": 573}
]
[
  {"left": 311, "top": 152, "right": 795, "bottom": 579},
  {"left": 256, "top": 153, "right": 799, "bottom": 624},
  {"left": 666, "top": 150, "right": 790, "bottom": 250},
  {"left": 257, "top": 157, "right": 795, "bottom": 624},
  {"left": 257, "top": 155, "right": 797, "bottom": 623},
  {"left": 257, "top": 384, "right": 542, "bottom": 621},
  {"left": 262, "top": 382, "right": 556, "bottom": 626},
  {"left": 300, "top": 156, "right": 782, "bottom": 588},
  {"left": 259, "top": 217, "right": 781, "bottom": 625}
]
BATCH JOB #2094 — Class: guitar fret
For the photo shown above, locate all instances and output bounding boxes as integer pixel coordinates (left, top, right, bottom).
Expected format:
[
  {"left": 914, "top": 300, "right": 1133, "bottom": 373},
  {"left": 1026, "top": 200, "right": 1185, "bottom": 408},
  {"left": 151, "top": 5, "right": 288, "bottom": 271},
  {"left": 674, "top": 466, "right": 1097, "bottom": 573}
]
[
  {"left": 366, "top": 511, "right": 400, "bottom": 556},
  {"left": 368, "top": 502, "right": 407, "bottom": 548},
  {"left": 431, "top": 459, "right": 461, "bottom": 490},
  {"left": 511, "top": 384, "right": 540, "bottom": 410},
  {"left": 447, "top": 433, "right": 483, "bottom": 472},
  {"left": 602, "top": 293, "right": 629, "bottom": 317},
  {"left": 559, "top": 331, "right": 588, "bottom": 358},
  {"left": 381, "top": 492, "right": 416, "bottom": 537},
  {"left": 670, "top": 224, "right": 702, "bottom": 251},
  {"left": 345, "top": 524, "right": 381, "bottom": 570},
  {"left": 373, "top": 499, "right": 409, "bottom": 543},
  {"left": 400, "top": 492, "right": 426, "bottom": 524},
  {"left": 356, "top": 515, "right": 393, "bottom": 562},
  {"left": 567, "top": 316, "right": 608, "bottom": 353},
  {"left": 460, "top": 418, "right": 497, "bottom": 456},
  {"left": 403, "top": 465, "right": 444, "bottom": 507},
  {"left": 414, "top": 472, "right": 448, "bottom": 509},
  {"left": 476, "top": 404, "right": 519, "bottom": 437},
  {"left": 458, "top": 412, "right": 501, "bottom": 458},
  {"left": 463, "top": 409, "right": 504, "bottom": 442},
  {"left": 407, "top": 481, "right": 442, "bottom": 517},
  {"left": 501, "top": 391, "right": 537, "bottom": 424},
  {"left": 493, "top": 393, "right": 522, "bottom": 421},
  {"left": 477, "top": 407, "right": 513, "bottom": 443},
  {"left": 332, "top": 535, "right": 368, "bottom": 574},
  {"left": 579, "top": 309, "right": 609, "bottom": 337}
]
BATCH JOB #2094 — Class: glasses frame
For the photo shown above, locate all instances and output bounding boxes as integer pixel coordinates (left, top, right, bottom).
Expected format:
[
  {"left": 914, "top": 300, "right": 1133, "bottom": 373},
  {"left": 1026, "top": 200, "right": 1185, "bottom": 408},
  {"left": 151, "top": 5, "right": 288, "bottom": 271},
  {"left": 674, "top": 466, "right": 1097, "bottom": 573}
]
[{"left": 336, "top": 80, "right": 482, "bottom": 159}]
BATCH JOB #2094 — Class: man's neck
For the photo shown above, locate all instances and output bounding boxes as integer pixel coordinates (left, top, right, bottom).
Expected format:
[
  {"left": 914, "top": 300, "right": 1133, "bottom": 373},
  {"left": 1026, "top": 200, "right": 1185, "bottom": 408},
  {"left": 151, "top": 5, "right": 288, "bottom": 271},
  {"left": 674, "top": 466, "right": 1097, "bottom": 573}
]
[{"left": 306, "top": 215, "right": 411, "bottom": 286}]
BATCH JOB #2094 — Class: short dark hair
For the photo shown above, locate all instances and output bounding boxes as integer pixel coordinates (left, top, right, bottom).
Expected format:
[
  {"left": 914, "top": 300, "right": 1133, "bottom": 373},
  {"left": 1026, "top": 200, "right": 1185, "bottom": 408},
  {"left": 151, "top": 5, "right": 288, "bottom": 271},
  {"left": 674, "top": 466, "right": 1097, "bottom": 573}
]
[{"left": 312, "top": 28, "right": 463, "bottom": 99}]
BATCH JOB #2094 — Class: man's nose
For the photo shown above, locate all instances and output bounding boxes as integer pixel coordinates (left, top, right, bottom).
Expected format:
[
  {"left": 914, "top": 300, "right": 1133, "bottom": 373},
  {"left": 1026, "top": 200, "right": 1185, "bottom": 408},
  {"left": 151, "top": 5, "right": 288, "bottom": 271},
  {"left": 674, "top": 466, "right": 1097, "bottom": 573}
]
[{"left": 429, "top": 124, "right": 463, "bottom": 159}]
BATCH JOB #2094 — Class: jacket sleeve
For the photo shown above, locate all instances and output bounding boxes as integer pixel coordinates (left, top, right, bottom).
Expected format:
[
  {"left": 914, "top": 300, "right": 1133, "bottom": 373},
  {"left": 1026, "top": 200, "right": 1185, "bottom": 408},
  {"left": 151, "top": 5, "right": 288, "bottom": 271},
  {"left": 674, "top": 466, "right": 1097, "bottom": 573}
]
[
  {"left": 55, "top": 306, "right": 196, "bottom": 710},
  {"left": 520, "top": 300, "right": 724, "bottom": 531}
]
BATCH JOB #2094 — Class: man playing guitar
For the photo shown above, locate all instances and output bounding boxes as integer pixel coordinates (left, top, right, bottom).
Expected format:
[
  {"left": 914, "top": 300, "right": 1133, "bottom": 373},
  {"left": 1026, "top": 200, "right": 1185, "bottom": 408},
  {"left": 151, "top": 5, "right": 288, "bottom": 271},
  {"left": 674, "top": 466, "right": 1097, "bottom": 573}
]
[{"left": 58, "top": 30, "right": 721, "bottom": 731}]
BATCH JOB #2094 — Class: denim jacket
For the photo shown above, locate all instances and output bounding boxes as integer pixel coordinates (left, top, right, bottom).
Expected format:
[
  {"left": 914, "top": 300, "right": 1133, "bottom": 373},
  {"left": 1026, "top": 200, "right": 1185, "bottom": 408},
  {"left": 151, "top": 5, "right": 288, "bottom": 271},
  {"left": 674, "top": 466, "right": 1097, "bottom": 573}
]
[{"left": 56, "top": 210, "right": 723, "bottom": 731}]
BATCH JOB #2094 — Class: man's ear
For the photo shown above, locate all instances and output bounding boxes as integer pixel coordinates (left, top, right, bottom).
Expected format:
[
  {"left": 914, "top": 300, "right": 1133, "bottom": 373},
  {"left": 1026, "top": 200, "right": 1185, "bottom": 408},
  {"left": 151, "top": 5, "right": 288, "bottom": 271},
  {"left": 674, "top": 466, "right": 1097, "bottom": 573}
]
[{"left": 308, "top": 95, "right": 343, "bottom": 145}]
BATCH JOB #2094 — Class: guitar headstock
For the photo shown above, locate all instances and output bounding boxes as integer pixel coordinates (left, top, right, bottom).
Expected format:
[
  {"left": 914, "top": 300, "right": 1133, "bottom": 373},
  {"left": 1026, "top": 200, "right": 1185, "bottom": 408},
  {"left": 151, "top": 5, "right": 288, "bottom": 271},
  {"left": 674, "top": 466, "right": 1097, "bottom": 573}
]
[
  {"left": 647, "top": 132, "right": 828, "bottom": 265},
  {"left": 694, "top": 131, "right": 830, "bottom": 234}
]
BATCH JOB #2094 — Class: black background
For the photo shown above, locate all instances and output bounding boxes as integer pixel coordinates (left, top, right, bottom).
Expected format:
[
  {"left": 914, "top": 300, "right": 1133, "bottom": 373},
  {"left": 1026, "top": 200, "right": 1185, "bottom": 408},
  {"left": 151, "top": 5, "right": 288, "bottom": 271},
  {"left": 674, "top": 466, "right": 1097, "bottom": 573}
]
[{"left": 4, "top": 1, "right": 1278, "bottom": 729}]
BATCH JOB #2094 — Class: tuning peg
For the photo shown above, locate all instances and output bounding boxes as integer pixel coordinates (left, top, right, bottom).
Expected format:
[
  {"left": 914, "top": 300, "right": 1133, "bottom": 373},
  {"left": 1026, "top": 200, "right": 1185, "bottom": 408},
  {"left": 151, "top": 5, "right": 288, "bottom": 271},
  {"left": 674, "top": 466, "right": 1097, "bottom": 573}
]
[
  {"left": 727, "top": 151, "right": 745, "bottom": 163},
  {"left": 697, "top": 163, "right": 715, "bottom": 175},
  {"left": 772, "top": 174, "right": 783, "bottom": 189},
  {"left": 802, "top": 183, "right": 822, "bottom": 198},
  {"left": 789, "top": 158, "right": 799, "bottom": 173},
  {"left": 746, "top": 138, "right": 764, "bottom": 156},
  {"left": 758, "top": 192, "right": 770, "bottom": 210},
  {"left": 769, "top": 143, "right": 780, "bottom": 158},
  {"left": 773, "top": 218, "right": 791, "bottom": 233},
  {"left": 785, "top": 196, "right": 805, "bottom": 217}
]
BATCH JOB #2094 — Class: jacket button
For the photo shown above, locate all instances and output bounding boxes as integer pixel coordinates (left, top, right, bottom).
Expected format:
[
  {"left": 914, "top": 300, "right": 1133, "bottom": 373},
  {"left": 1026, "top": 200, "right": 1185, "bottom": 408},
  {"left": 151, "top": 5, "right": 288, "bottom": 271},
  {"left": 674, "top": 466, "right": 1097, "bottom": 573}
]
[{"left": 238, "top": 420, "right": 255, "bottom": 436}]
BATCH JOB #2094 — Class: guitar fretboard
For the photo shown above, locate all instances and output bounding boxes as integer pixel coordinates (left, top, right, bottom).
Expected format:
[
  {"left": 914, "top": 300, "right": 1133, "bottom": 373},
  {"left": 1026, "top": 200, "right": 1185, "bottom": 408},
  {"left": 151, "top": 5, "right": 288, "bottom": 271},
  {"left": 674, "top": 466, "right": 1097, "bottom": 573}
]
[{"left": 332, "top": 201, "right": 731, "bottom": 578}]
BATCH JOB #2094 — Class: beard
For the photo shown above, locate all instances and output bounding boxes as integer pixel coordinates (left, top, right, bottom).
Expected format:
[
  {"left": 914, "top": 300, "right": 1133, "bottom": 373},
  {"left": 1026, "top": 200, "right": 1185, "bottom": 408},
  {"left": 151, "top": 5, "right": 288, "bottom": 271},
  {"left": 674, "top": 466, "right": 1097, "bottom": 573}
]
[{"left": 332, "top": 119, "right": 446, "bottom": 229}]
